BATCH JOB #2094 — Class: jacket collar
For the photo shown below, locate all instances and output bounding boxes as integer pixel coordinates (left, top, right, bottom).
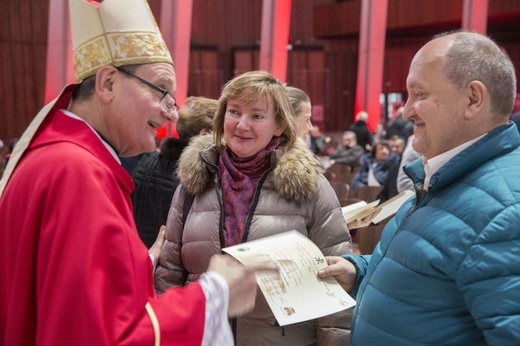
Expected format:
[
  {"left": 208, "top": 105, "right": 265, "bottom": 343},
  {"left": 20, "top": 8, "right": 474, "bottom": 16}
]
[{"left": 404, "top": 122, "right": 520, "bottom": 193}]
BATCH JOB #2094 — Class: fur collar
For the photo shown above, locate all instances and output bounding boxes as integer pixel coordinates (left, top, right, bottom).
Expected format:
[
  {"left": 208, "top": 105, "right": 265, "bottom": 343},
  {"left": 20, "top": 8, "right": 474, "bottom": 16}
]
[{"left": 177, "top": 135, "right": 324, "bottom": 202}]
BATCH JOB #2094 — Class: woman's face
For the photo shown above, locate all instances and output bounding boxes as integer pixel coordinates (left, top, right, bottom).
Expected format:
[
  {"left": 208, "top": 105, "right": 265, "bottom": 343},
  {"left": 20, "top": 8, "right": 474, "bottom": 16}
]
[
  {"left": 223, "top": 95, "right": 285, "bottom": 158},
  {"left": 294, "top": 101, "right": 313, "bottom": 139}
]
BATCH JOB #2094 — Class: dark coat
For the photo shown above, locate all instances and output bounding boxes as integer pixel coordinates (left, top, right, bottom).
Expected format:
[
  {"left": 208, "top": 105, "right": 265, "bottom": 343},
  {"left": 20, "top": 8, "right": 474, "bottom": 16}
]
[
  {"left": 349, "top": 120, "right": 372, "bottom": 151},
  {"left": 131, "top": 137, "right": 189, "bottom": 248}
]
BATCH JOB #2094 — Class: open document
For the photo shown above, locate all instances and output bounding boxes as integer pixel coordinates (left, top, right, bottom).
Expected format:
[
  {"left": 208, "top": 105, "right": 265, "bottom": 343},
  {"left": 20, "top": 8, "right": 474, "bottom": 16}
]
[
  {"left": 342, "top": 189, "right": 415, "bottom": 224},
  {"left": 222, "top": 230, "right": 356, "bottom": 326}
]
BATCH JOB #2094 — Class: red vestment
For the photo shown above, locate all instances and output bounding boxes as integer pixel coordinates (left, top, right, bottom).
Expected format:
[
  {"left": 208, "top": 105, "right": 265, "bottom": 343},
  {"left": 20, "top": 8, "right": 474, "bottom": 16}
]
[{"left": 0, "top": 89, "right": 205, "bottom": 345}]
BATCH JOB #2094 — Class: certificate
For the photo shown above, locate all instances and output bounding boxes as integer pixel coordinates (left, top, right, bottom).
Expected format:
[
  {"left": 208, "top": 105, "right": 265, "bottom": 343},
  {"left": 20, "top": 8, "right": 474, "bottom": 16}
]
[{"left": 222, "top": 230, "right": 356, "bottom": 326}]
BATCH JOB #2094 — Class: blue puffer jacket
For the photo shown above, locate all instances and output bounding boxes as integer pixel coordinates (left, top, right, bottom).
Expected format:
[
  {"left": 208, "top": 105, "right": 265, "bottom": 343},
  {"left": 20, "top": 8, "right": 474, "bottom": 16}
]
[{"left": 345, "top": 122, "right": 520, "bottom": 345}]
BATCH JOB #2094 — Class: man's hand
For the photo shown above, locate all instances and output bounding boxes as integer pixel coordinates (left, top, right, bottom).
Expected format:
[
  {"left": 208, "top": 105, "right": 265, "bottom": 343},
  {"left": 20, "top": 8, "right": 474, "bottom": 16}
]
[
  {"left": 318, "top": 256, "right": 357, "bottom": 293},
  {"left": 148, "top": 225, "right": 166, "bottom": 263},
  {"left": 207, "top": 254, "right": 277, "bottom": 317}
]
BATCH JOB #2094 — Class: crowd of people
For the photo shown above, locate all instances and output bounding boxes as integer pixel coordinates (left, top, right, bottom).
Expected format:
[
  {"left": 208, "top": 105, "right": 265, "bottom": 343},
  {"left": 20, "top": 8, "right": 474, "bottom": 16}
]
[{"left": 1, "top": 0, "right": 520, "bottom": 345}]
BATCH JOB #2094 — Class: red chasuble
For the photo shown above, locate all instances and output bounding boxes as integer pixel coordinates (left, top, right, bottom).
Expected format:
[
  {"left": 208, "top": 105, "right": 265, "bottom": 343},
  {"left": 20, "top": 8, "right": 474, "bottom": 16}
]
[{"left": 0, "top": 90, "right": 205, "bottom": 345}]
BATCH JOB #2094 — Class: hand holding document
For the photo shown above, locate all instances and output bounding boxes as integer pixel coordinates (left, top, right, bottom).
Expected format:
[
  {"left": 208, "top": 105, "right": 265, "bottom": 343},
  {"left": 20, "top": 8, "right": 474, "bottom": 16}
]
[
  {"left": 222, "top": 230, "right": 356, "bottom": 326},
  {"left": 342, "top": 190, "right": 415, "bottom": 224}
]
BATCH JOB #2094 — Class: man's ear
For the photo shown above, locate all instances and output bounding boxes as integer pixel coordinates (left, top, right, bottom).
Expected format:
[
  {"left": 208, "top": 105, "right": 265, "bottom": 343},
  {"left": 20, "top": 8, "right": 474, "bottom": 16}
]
[
  {"left": 95, "top": 66, "right": 118, "bottom": 103},
  {"left": 465, "top": 80, "right": 486, "bottom": 119}
]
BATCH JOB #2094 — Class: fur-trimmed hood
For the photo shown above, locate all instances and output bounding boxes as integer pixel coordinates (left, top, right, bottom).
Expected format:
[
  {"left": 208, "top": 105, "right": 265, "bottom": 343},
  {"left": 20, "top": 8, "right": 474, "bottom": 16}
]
[{"left": 177, "top": 134, "right": 324, "bottom": 202}]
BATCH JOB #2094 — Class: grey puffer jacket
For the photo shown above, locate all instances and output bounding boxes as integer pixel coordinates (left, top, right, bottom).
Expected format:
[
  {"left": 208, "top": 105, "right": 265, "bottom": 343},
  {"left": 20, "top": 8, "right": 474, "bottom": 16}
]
[{"left": 155, "top": 135, "right": 353, "bottom": 345}]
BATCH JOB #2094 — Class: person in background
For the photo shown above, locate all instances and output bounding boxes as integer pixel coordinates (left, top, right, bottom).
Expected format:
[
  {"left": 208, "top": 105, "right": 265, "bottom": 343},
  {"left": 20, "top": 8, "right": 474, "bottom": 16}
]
[
  {"left": 396, "top": 134, "right": 421, "bottom": 193},
  {"left": 285, "top": 86, "right": 313, "bottom": 140},
  {"left": 328, "top": 131, "right": 365, "bottom": 170},
  {"left": 351, "top": 140, "right": 399, "bottom": 190},
  {"left": 0, "top": 1, "right": 268, "bottom": 344},
  {"left": 372, "top": 122, "right": 386, "bottom": 143},
  {"left": 319, "top": 31, "right": 520, "bottom": 345},
  {"left": 155, "top": 70, "right": 354, "bottom": 345},
  {"left": 309, "top": 125, "right": 331, "bottom": 155},
  {"left": 132, "top": 96, "right": 217, "bottom": 248},
  {"left": 388, "top": 134, "right": 406, "bottom": 156},
  {"left": 376, "top": 135, "right": 407, "bottom": 202},
  {"left": 385, "top": 106, "right": 414, "bottom": 142},
  {"left": 349, "top": 110, "right": 372, "bottom": 151}
]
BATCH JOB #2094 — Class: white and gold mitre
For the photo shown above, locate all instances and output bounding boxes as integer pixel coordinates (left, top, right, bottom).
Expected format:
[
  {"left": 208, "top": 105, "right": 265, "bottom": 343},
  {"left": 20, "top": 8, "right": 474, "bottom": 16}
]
[{"left": 69, "top": 0, "right": 173, "bottom": 82}]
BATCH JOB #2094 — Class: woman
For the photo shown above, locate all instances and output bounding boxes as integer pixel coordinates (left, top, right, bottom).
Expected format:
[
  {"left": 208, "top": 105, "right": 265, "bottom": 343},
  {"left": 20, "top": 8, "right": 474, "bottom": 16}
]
[
  {"left": 351, "top": 139, "right": 399, "bottom": 190},
  {"left": 155, "top": 71, "right": 353, "bottom": 345},
  {"left": 285, "top": 85, "right": 313, "bottom": 139}
]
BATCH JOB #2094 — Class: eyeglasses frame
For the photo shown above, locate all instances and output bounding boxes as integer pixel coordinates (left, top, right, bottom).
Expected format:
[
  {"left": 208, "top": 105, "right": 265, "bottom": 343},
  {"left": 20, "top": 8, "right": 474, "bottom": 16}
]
[{"left": 117, "top": 67, "right": 179, "bottom": 115}]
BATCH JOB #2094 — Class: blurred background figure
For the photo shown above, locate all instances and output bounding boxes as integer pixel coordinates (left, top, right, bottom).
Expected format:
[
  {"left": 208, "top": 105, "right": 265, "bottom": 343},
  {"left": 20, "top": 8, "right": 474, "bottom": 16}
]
[
  {"left": 372, "top": 122, "right": 386, "bottom": 143},
  {"left": 397, "top": 134, "right": 421, "bottom": 193},
  {"left": 376, "top": 135, "right": 408, "bottom": 202},
  {"left": 132, "top": 96, "right": 217, "bottom": 248},
  {"left": 351, "top": 139, "right": 399, "bottom": 190},
  {"left": 349, "top": 110, "right": 372, "bottom": 152},
  {"left": 309, "top": 125, "right": 332, "bottom": 156},
  {"left": 328, "top": 131, "right": 365, "bottom": 170},
  {"left": 388, "top": 134, "right": 406, "bottom": 156},
  {"left": 385, "top": 106, "right": 414, "bottom": 142}
]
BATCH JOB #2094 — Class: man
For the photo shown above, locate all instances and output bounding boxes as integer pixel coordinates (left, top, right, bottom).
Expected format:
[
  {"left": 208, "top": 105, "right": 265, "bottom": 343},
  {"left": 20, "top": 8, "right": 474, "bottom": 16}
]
[
  {"left": 387, "top": 134, "right": 406, "bottom": 156},
  {"left": 328, "top": 131, "right": 365, "bottom": 169},
  {"left": 132, "top": 96, "right": 217, "bottom": 248},
  {"left": 385, "top": 106, "right": 414, "bottom": 142},
  {"left": 349, "top": 111, "right": 372, "bottom": 151},
  {"left": 0, "top": 1, "right": 268, "bottom": 345},
  {"left": 375, "top": 134, "right": 408, "bottom": 202},
  {"left": 319, "top": 31, "right": 520, "bottom": 344}
]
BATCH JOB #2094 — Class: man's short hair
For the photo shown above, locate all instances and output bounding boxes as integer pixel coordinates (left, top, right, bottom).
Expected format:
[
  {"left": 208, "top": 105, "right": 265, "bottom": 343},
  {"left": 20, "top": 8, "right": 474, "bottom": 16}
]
[
  {"left": 176, "top": 96, "right": 218, "bottom": 139},
  {"left": 72, "top": 64, "right": 140, "bottom": 101}
]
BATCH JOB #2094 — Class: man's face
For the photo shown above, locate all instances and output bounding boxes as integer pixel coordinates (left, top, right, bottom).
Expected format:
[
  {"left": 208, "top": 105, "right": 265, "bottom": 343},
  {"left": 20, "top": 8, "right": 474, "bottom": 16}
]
[
  {"left": 342, "top": 135, "right": 354, "bottom": 147},
  {"left": 111, "top": 63, "right": 177, "bottom": 157},
  {"left": 402, "top": 37, "right": 468, "bottom": 160},
  {"left": 390, "top": 139, "right": 405, "bottom": 155}
]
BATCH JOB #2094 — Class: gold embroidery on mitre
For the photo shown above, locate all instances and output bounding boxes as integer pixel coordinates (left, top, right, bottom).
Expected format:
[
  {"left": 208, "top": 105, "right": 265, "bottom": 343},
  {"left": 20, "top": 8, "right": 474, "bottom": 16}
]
[
  {"left": 74, "top": 36, "right": 112, "bottom": 82},
  {"left": 74, "top": 31, "right": 172, "bottom": 82}
]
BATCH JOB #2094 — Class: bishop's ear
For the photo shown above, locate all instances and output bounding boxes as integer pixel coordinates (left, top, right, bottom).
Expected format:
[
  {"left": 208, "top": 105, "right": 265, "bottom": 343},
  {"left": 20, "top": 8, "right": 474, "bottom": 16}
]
[{"left": 95, "top": 66, "right": 118, "bottom": 103}]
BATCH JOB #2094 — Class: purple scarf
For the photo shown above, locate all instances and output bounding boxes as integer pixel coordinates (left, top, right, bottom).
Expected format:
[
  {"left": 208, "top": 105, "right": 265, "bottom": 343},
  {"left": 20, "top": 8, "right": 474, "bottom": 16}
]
[{"left": 219, "top": 137, "right": 281, "bottom": 246}]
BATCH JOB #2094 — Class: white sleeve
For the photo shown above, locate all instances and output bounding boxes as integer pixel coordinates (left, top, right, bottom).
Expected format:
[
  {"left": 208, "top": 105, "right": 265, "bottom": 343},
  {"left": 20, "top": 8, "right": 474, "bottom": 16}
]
[{"left": 199, "top": 271, "right": 234, "bottom": 346}]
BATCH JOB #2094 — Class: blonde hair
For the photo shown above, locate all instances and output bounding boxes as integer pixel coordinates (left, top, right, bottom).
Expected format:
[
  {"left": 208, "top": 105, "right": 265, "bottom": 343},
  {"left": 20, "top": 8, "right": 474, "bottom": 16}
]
[
  {"left": 285, "top": 86, "right": 311, "bottom": 118},
  {"left": 213, "top": 70, "right": 298, "bottom": 151}
]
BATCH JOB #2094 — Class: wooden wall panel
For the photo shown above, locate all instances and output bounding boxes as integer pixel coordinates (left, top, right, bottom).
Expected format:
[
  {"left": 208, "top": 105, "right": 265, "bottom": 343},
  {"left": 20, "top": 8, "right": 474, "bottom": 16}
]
[
  {"left": 233, "top": 49, "right": 259, "bottom": 77},
  {"left": 0, "top": 1, "right": 48, "bottom": 140},
  {"left": 2, "top": 0, "right": 520, "bottom": 140},
  {"left": 188, "top": 49, "right": 222, "bottom": 99}
]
